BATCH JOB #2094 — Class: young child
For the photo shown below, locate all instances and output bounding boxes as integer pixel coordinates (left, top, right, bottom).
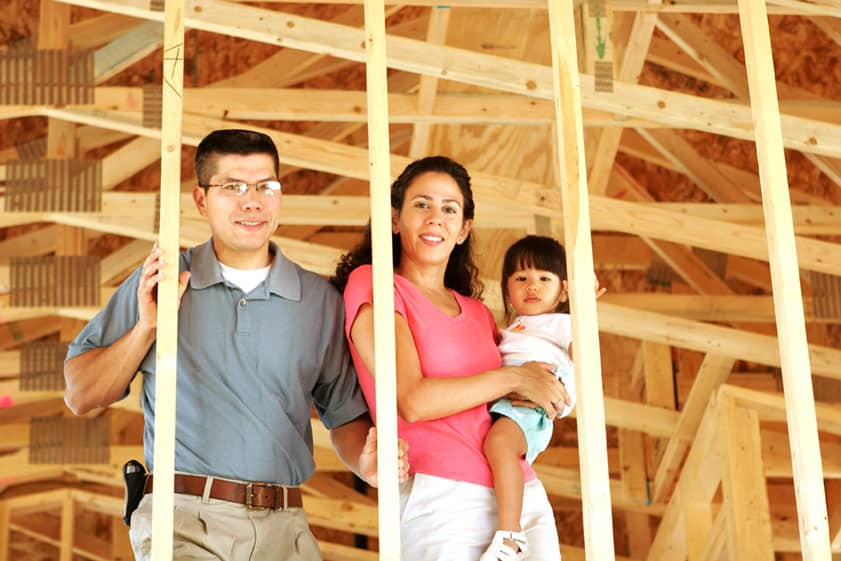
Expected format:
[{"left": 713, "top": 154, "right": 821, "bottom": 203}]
[{"left": 480, "top": 235, "right": 603, "bottom": 561}]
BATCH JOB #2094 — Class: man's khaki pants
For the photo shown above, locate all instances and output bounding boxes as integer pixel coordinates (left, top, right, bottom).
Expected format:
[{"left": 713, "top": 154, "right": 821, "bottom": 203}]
[{"left": 129, "top": 492, "right": 322, "bottom": 560}]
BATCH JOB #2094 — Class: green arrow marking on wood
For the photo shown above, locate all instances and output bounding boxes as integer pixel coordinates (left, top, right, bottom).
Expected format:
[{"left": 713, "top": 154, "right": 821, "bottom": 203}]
[{"left": 595, "top": 15, "right": 606, "bottom": 60}]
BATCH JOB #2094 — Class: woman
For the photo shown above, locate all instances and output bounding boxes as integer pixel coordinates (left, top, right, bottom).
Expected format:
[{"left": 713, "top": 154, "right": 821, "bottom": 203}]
[{"left": 332, "top": 156, "right": 568, "bottom": 561}]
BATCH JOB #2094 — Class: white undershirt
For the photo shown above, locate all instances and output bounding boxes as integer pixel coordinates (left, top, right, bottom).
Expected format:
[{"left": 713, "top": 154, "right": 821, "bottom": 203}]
[{"left": 219, "top": 262, "right": 271, "bottom": 294}]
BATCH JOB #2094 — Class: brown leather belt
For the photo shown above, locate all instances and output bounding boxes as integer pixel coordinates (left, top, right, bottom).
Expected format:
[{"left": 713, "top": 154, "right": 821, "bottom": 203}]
[{"left": 144, "top": 474, "right": 303, "bottom": 510}]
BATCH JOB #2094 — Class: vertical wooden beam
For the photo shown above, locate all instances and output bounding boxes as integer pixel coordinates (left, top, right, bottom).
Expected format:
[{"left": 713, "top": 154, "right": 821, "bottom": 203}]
[
  {"left": 547, "top": 1, "right": 614, "bottom": 559},
  {"left": 646, "top": 397, "right": 721, "bottom": 561},
  {"left": 642, "top": 341, "right": 673, "bottom": 511},
  {"left": 652, "top": 353, "right": 735, "bottom": 503},
  {"left": 38, "top": 0, "right": 84, "bottom": 344},
  {"left": 0, "top": 500, "right": 9, "bottom": 561},
  {"left": 683, "top": 502, "right": 712, "bottom": 561},
  {"left": 37, "top": 0, "right": 70, "bottom": 51},
  {"left": 59, "top": 491, "right": 74, "bottom": 561},
  {"left": 363, "top": 0, "right": 399, "bottom": 558},
  {"left": 407, "top": 7, "right": 449, "bottom": 159},
  {"left": 618, "top": 413, "right": 652, "bottom": 558},
  {"left": 695, "top": 508, "right": 726, "bottom": 561},
  {"left": 111, "top": 517, "right": 134, "bottom": 561},
  {"left": 737, "top": 2, "right": 832, "bottom": 560},
  {"left": 643, "top": 342, "right": 673, "bottom": 411},
  {"left": 152, "top": 0, "right": 184, "bottom": 558},
  {"left": 718, "top": 396, "right": 773, "bottom": 561},
  {"left": 586, "top": 3, "right": 660, "bottom": 196},
  {"left": 827, "top": 480, "right": 841, "bottom": 549}
]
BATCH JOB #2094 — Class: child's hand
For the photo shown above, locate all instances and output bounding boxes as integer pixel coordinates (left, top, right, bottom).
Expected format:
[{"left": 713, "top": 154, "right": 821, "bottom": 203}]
[
  {"left": 595, "top": 274, "right": 606, "bottom": 299},
  {"left": 562, "top": 273, "right": 606, "bottom": 300}
]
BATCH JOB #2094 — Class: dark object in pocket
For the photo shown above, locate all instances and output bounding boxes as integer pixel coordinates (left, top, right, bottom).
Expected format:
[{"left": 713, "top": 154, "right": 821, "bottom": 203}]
[{"left": 123, "top": 459, "right": 148, "bottom": 527}]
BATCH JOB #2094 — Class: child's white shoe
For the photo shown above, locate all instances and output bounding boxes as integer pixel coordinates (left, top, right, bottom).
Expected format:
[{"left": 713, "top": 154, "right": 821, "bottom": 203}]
[{"left": 478, "top": 530, "right": 528, "bottom": 561}]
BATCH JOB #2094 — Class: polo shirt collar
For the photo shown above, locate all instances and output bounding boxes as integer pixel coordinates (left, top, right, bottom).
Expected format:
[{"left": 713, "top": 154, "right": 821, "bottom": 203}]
[{"left": 188, "top": 239, "right": 301, "bottom": 301}]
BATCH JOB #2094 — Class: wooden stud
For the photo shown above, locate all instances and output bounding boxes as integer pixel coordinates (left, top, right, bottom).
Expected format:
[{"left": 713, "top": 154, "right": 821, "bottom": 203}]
[
  {"left": 59, "top": 492, "right": 73, "bottom": 561},
  {"left": 738, "top": 2, "right": 832, "bottom": 559},
  {"left": 645, "top": 397, "right": 721, "bottom": 561},
  {"left": 586, "top": 4, "right": 658, "bottom": 195},
  {"left": 718, "top": 395, "right": 774, "bottom": 561},
  {"left": 0, "top": 500, "right": 8, "bottom": 561},
  {"left": 683, "top": 502, "right": 713, "bottom": 561},
  {"left": 642, "top": 342, "right": 674, "bottom": 476},
  {"left": 616, "top": 361, "right": 653, "bottom": 558},
  {"left": 695, "top": 508, "right": 726, "bottom": 561},
  {"left": 150, "top": 0, "right": 185, "bottom": 558},
  {"left": 547, "top": 0, "right": 615, "bottom": 558},
  {"left": 362, "top": 0, "right": 400, "bottom": 557},
  {"left": 407, "top": 7, "right": 449, "bottom": 158},
  {"left": 827, "top": 480, "right": 841, "bottom": 549},
  {"left": 653, "top": 354, "right": 735, "bottom": 502}
]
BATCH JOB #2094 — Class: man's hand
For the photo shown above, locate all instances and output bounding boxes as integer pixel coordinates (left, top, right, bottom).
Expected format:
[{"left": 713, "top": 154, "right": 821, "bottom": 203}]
[
  {"left": 358, "top": 426, "right": 410, "bottom": 488},
  {"left": 137, "top": 243, "right": 191, "bottom": 331}
]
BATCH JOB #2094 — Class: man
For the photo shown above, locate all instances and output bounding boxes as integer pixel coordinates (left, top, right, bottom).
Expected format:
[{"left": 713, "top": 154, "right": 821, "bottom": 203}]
[{"left": 64, "top": 129, "right": 402, "bottom": 560}]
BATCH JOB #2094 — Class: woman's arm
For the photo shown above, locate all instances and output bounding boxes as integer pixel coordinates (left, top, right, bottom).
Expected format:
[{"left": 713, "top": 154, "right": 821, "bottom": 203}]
[{"left": 349, "top": 304, "right": 565, "bottom": 422}]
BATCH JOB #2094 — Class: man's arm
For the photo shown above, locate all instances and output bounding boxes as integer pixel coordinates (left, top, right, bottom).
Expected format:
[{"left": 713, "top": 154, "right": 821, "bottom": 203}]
[
  {"left": 64, "top": 324, "right": 156, "bottom": 415},
  {"left": 329, "top": 414, "right": 409, "bottom": 488},
  {"left": 64, "top": 245, "right": 190, "bottom": 415}
]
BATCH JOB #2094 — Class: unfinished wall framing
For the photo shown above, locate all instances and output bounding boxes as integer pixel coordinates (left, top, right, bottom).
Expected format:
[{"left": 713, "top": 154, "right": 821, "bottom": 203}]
[{"left": 0, "top": 0, "right": 840, "bottom": 560}]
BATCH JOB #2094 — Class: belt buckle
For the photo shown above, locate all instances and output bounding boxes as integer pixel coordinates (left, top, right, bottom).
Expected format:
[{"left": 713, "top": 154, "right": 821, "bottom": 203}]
[{"left": 245, "top": 482, "right": 269, "bottom": 510}]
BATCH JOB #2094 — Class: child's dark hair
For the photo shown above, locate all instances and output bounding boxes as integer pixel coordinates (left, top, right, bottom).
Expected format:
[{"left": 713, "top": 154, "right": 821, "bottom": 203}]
[
  {"left": 501, "top": 235, "right": 568, "bottom": 321},
  {"left": 195, "top": 129, "right": 280, "bottom": 186}
]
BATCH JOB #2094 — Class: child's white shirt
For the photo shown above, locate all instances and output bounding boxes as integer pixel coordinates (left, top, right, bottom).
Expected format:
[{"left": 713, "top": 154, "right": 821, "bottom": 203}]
[{"left": 498, "top": 312, "right": 576, "bottom": 417}]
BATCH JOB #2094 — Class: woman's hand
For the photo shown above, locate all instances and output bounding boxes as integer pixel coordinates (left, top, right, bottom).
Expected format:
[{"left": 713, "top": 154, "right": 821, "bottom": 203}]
[{"left": 507, "top": 362, "right": 570, "bottom": 417}]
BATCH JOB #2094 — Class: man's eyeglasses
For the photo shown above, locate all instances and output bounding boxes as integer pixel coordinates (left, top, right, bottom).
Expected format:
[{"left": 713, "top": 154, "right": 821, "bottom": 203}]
[{"left": 200, "top": 180, "right": 282, "bottom": 197}]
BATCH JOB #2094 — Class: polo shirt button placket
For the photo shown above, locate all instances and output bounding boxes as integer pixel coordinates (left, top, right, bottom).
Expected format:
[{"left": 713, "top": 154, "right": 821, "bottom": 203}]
[{"left": 236, "top": 297, "right": 250, "bottom": 334}]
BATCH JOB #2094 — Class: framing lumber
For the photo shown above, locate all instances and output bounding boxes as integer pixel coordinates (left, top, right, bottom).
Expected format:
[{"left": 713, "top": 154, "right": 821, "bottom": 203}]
[
  {"left": 363, "top": 0, "right": 400, "bottom": 556},
  {"left": 642, "top": 341, "right": 674, "bottom": 475},
  {"left": 601, "top": 293, "right": 832, "bottom": 323},
  {"left": 645, "top": 398, "right": 721, "bottom": 561},
  {"left": 589, "top": 196, "right": 841, "bottom": 276},
  {"left": 35, "top": 109, "right": 841, "bottom": 283},
  {"left": 587, "top": 4, "right": 659, "bottom": 196},
  {"left": 617, "top": 130, "right": 831, "bottom": 206},
  {"left": 99, "top": 240, "right": 150, "bottom": 285},
  {"left": 59, "top": 493, "right": 73, "bottom": 561},
  {"left": 0, "top": 226, "right": 57, "bottom": 262},
  {"left": 609, "top": 164, "right": 732, "bottom": 294},
  {"left": 407, "top": 7, "right": 449, "bottom": 157},
  {"left": 93, "top": 21, "right": 162, "bottom": 84},
  {"left": 69, "top": 13, "right": 141, "bottom": 49},
  {"left": 52, "top": 0, "right": 841, "bottom": 158},
  {"left": 0, "top": 501, "right": 8, "bottom": 561},
  {"left": 635, "top": 128, "right": 753, "bottom": 203},
  {"left": 597, "top": 302, "right": 841, "bottom": 380},
  {"left": 150, "top": 0, "right": 185, "bottom": 557},
  {"left": 738, "top": 2, "right": 832, "bottom": 560},
  {"left": 718, "top": 394, "right": 774, "bottom": 561},
  {"left": 656, "top": 11, "right": 841, "bottom": 194},
  {"left": 100, "top": 136, "right": 160, "bottom": 190},
  {"left": 548, "top": 0, "right": 614, "bottom": 559}
]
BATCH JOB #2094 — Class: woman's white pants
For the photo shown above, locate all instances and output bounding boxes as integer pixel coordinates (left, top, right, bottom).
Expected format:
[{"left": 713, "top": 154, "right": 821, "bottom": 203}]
[{"left": 399, "top": 473, "right": 562, "bottom": 561}]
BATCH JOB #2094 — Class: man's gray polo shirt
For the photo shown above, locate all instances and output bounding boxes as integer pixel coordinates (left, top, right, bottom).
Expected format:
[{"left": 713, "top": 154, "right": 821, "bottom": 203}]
[{"left": 67, "top": 240, "right": 368, "bottom": 485}]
